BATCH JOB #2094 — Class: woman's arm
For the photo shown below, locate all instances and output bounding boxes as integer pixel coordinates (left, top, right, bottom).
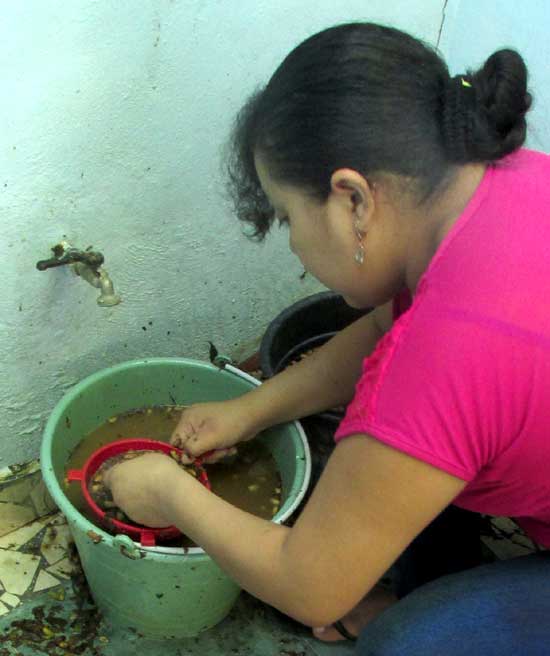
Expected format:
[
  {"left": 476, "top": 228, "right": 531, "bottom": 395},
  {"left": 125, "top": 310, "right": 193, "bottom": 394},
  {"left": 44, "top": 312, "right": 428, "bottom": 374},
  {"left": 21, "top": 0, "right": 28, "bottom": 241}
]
[
  {"left": 106, "top": 433, "right": 466, "bottom": 627},
  {"left": 171, "top": 301, "right": 393, "bottom": 459},
  {"left": 243, "top": 301, "right": 393, "bottom": 431}
]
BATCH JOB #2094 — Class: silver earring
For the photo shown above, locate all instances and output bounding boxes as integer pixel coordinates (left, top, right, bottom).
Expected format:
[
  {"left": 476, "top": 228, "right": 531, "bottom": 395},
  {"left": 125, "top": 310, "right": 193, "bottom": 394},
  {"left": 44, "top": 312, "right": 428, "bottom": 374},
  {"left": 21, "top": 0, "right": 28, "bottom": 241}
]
[{"left": 354, "top": 222, "right": 365, "bottom": 265}]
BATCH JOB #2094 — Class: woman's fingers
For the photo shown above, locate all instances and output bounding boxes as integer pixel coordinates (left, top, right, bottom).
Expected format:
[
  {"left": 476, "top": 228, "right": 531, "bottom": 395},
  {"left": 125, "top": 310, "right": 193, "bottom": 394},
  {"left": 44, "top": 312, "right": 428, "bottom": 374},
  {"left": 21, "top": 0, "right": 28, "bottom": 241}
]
[
  {"left": 171, "top": 419, "right": 196, "bottom": 449},
  {"left": 169, "top": 402, "right": 248, "bottom": 463},
  {"left": 179, "top": 428, "right": 225, "bottom": 459},
  {"left": 170, "top": 412, "right": 225, "bottom": 462}
]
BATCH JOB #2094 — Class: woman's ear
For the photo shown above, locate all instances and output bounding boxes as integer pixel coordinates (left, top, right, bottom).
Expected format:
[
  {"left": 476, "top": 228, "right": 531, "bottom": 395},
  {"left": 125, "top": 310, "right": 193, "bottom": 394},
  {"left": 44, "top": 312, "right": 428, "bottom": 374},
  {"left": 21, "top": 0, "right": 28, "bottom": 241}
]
[{"left": 329, "top": 168, "right": 376, "bottom": 232}]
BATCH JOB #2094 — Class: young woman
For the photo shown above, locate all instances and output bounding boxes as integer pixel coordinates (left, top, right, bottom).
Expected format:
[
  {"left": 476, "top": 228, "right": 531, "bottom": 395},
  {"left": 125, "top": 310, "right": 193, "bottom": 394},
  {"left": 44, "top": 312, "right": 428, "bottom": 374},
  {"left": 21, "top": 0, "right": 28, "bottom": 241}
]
[{"left": 105, "top": 23, "right": 550, "bottom": 654}]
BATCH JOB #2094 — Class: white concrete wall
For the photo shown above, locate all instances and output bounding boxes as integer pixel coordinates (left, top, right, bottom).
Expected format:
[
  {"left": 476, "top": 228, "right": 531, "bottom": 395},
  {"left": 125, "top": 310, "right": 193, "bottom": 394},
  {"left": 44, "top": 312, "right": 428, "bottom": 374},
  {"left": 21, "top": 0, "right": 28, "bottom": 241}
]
[
  {"left": 439, "top": 0, "right": 550, "bottom": 152},
  {"left": 1, "top": 1, "right": 444, "bottom": 466}
]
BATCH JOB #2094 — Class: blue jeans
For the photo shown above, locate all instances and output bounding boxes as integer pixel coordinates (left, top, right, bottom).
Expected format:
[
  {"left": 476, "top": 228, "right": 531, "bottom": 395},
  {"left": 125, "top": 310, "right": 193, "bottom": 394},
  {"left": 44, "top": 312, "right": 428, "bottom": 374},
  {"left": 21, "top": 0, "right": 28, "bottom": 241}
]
[{"left": 356, "top": 552, "right": 550, "bottom": 655}]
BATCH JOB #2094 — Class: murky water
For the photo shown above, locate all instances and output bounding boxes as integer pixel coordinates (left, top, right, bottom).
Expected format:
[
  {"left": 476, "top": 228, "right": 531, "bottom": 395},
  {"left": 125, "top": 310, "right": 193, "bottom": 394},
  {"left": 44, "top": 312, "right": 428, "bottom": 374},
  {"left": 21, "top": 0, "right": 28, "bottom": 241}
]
[{"left": 65, "top": 405, "right": 281, "bottom": 544}]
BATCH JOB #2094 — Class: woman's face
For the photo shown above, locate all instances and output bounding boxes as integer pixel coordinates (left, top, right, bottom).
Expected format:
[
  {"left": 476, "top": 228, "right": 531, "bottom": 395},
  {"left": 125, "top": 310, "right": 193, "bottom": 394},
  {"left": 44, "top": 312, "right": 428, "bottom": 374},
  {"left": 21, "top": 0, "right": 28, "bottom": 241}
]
[{"left": 254, "top": 154, "right": 407, "bottom": 308}]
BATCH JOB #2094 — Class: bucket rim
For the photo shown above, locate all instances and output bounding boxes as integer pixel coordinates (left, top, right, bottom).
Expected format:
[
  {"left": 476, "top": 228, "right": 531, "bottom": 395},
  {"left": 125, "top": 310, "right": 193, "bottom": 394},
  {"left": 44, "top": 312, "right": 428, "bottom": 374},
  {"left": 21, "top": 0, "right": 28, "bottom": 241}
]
[{"left": 41, "top": 357, "right": 311, "bottom": 556}]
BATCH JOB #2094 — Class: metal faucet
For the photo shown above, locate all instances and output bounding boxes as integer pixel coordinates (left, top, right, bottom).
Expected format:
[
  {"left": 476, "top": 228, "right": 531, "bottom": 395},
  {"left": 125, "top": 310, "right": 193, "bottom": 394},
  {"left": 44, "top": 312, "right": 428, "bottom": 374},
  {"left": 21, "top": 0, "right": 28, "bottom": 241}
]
[{"left": 36, "top": 241, "right": 122, "bottom": 307}]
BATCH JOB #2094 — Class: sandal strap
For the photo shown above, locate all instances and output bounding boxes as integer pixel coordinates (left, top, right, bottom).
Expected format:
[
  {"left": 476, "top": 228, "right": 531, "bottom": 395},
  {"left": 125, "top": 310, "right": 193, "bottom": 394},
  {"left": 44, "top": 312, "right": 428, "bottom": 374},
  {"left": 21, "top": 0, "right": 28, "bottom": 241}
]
[{"left": 333, "top": 620, "right": 357, "bottom": 642}]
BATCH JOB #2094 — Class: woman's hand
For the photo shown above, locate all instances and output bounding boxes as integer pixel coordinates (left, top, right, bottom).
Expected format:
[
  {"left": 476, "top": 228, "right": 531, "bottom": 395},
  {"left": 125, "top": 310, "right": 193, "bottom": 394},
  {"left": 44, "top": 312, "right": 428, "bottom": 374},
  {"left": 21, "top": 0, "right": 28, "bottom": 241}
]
[
  {"left": 103, "top": 452, "right": 185, "bottom": 527},
  {"left": 171, "top": 398, "right": 262, "bottom": 463}
]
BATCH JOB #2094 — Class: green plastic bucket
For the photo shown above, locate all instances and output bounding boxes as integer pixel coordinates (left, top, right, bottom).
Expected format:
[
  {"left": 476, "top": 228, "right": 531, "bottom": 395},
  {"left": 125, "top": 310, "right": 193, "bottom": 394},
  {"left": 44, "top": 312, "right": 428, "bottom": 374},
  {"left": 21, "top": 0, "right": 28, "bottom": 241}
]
[{"left": 41, "top": 358, "right": 311, "bottom": 638}]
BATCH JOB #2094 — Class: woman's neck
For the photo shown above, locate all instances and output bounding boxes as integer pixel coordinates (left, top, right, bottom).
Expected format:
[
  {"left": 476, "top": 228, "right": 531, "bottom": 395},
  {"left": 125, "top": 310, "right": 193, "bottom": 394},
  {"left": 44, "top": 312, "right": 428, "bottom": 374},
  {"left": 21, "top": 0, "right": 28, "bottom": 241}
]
[{"left": 405, "top": 163, "right": 487, "bottom": 292}]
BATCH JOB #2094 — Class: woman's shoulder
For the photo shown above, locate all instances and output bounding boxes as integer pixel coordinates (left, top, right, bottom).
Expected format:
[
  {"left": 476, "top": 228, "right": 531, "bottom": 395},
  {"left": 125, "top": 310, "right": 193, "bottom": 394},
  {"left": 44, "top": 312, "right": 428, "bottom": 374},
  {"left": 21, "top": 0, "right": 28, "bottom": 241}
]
[
  {"left": 415, "top": 148, "right": 550, "bottom": 328},
  {"left": 493, "top": 148, "right": 550, "bottom": 185}
]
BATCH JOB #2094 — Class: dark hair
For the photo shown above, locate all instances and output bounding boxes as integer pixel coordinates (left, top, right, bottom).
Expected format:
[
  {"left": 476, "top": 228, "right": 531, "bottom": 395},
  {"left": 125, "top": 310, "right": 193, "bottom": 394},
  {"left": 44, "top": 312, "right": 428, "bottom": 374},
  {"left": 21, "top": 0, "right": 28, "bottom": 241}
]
[{"left": 227, "top": 23, "right": 532, "bottom": 239}]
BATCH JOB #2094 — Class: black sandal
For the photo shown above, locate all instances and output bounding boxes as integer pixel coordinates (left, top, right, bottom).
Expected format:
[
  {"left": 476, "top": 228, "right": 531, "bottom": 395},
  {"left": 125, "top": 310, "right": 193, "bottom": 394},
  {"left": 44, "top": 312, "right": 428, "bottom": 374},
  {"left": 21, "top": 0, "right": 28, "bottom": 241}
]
[{"left": 332, "top": 620, "right": 357, "bottom": 642}]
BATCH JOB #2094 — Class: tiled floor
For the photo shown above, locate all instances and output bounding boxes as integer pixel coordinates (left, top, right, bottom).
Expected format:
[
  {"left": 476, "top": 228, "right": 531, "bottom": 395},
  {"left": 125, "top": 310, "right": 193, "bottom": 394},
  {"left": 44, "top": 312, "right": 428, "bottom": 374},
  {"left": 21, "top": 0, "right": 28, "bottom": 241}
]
[{"left": 0, "top": 476, "right": 354, "bottom": 656}]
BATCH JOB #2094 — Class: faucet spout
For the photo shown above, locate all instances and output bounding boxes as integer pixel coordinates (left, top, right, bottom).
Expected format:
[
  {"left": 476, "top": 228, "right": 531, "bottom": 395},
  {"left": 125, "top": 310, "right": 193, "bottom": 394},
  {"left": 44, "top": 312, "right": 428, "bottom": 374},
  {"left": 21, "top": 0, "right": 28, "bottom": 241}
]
[{"left": 72, "top": 262, "right": 122, "bottom": 307}]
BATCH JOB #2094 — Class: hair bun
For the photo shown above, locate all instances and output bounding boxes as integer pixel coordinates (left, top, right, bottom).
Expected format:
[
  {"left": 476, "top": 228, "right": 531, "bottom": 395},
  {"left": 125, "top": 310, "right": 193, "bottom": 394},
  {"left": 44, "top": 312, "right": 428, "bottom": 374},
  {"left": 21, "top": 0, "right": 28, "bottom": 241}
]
[{"left": 441, "top": 49, "right": 532, "bottom": 163}]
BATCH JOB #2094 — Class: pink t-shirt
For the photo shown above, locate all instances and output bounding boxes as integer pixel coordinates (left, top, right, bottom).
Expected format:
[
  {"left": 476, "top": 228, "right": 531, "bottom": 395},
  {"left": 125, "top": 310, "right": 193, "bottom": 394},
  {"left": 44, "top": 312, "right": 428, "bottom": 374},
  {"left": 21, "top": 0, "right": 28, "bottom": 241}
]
[{"left": 335, "top": 149, "right": 550, "bottom": 547}]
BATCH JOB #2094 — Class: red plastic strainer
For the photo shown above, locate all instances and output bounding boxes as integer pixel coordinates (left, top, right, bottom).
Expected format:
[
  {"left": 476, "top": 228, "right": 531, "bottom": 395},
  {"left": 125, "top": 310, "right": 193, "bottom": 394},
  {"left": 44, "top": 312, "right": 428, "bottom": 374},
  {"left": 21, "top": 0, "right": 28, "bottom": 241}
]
[{"left": 66, "top": 438, "right": 211, "bottom": 547}]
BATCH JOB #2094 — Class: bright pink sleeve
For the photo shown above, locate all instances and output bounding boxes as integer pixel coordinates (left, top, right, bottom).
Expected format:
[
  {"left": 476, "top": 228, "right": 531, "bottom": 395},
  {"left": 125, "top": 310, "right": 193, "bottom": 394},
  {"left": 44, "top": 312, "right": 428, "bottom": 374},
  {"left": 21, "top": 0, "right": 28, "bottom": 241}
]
[{"left": 335, "top": 302, "right": 531, "bottom": 482}]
